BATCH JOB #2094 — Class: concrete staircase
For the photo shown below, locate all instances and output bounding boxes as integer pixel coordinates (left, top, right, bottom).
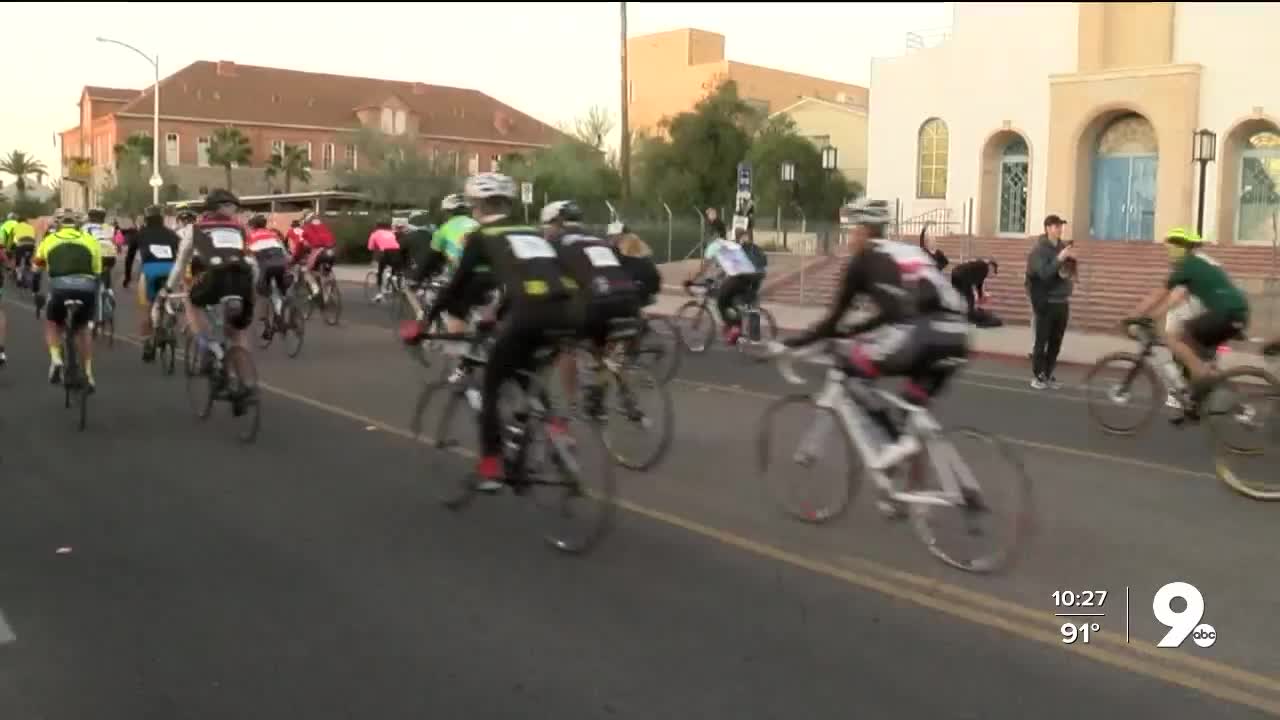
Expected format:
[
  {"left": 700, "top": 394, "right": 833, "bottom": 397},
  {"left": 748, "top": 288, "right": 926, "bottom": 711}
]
[{"left": 764, "top": 236, "right": 1280, "bottom": 334}]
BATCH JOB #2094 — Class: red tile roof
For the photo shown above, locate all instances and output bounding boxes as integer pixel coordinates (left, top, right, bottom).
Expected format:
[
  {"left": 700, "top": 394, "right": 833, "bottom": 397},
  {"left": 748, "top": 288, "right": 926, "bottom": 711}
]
[
  {"left": 85, "top": 86, "right": 140, "bottom": 102},
  {"left": 113, "top": 61, "right": 563, "bottom": 148}
]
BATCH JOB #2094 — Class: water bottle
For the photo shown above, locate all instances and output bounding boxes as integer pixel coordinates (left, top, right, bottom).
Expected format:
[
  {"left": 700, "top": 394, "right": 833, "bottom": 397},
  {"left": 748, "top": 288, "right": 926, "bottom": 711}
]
[{"left": 746, "top": 305, "right": 761, "bottom": 342}]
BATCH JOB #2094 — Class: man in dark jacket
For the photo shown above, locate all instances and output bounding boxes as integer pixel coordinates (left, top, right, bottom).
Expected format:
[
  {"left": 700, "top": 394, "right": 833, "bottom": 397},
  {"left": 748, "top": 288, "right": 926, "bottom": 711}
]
[
  {"left": 1025, "top": 215, "right": 1076, "bottom": 389},
  {"left": 951, "top": 257, "right": 998, "bottom": 318}
]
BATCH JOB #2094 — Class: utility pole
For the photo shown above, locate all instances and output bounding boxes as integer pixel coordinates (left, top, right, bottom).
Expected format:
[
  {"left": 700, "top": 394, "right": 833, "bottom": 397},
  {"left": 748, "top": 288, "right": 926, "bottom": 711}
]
[{"left": 620, "top": 1, "right": 631, "bottom": 199}]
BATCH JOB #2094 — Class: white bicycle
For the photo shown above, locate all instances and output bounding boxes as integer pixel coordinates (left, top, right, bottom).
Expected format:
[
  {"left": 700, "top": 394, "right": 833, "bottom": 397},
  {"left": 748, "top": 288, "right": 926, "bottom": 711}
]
[{"left": 756, "top": 338, "right": 1034, "bottom": 573}]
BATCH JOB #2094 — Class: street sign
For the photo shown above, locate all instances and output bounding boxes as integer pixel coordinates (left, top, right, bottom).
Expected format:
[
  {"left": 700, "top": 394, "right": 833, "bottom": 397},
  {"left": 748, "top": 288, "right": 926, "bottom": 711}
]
[
  {"left": 736, "top": 163, "right": 752, "bottom": 194},
  {"left": 521, "top": 182, "right": 533, "bottom": 205}
]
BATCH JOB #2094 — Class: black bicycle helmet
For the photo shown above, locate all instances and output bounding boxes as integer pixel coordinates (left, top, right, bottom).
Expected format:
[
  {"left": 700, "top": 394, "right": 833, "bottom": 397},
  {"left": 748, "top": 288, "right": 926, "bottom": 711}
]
[
  {"left": 87, "top": 208, "right": 107, "bottom": 223},
  {"left": 144, "top": 204, "right": 164, "bottom": 219},
  {"left": 204, "top": 188, "right": 240, "bottom": 210},
  {"left": 248, "top": 214, "right": 268, "bottom": 229}
]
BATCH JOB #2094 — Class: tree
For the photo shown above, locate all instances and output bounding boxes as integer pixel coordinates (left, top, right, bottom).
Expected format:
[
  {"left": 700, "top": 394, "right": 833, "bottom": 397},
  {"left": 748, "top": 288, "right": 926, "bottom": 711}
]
[
  {"left": 501, "top": 138, "right": 621, "bottom": 217},
  {"left": 206, "top": 126, "right": 252, "bottom": 191},
  {"left": 633, "top": 80, "right": 761, "bottom": 213},
  {"left": 265, "top": 144, "right": 312, "bottom": 193},
  {"left": 101, "top": 145, "right": 176, "bottom": 216},
  {"left": 0, "top": 151, "right": 49, "bottom": 195},
  {"left": 559, "top": 105, "right": 615, "bottom": 152},
  {"left": 113, "top": 132, "right": 153, "bottom": 167},
  {"left": 335, "top": 129, "right": 452, "bottom": 209},
  {"left": 746, "top": 114, "right": 853, "bottom": 222}
]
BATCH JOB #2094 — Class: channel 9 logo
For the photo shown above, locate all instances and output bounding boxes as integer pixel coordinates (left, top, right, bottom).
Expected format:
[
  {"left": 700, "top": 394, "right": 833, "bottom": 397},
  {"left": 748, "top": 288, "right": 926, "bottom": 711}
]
[{"left": 1153, "top": 581, "right": 1216, "bottom": 648}]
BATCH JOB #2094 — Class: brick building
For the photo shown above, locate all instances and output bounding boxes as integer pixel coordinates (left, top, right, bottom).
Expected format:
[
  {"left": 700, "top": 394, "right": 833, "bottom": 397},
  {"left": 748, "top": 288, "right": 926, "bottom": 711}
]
[{"left": 60, "top": 60, "right": 565, "bottom": 209}]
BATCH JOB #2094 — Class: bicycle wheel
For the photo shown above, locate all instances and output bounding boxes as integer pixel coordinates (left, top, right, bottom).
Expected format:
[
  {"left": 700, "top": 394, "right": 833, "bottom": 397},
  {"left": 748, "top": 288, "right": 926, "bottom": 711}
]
[
  {"left": 1084, "top": 352, "right": 1161, "bottom": 435},
  {"left": 321, "top": 276, "right": 342, "bottom": 326},
  {"left": 420, "top": 380, "right": 480, "bottom": 509},
  {"left": 296, "top": 281, "right": 316, "bottom": 322},
  {"left": 159, "top": 334, "right": 176, "bottom": 376},
  {"left": 755, "top": 393, "right": 858, "bottom": 523},
  {"left": 742, "top": 307, "right": 778, "bottom": 346},
  {"left": 1205, "top": 366, "right": 1280, "bottom": 500},
  {"left": 674, "top": 301, "right": 715, "bottom": 353},
  {"left": 599, "top": 364, "right": 674, "bottom": 471},
  {"left": 184, "top": 335, "right": 214, "bottom": 419},
  {"left": 908, "top": 427, "right": 1033, "bottom": 574},
  {"left": 632, "top": 316, "right": 682, "bottom": 384},
  {"left": 282, "top": 299, "right": 305, "bottom": 359},
  {"left": 76, "top": 379, "right": 89, "bottom": 431},
  {"left": 256, "top": 313, "right": 274, "bottom": 349},
  {"left": 363, "top": 270, "right": 380, "bottom": 303},
  {"left": 225, "top": 346, "right": 261, "bottom": 443},
  {"left": 104, "top": 293, "right": 116, "bottom": 348}
]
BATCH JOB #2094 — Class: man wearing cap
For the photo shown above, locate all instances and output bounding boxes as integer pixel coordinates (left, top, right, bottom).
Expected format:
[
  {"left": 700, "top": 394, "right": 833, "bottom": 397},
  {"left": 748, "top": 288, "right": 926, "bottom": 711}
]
[{"left": 1025, "top": 214, "right": 1076, "bottom": 389}]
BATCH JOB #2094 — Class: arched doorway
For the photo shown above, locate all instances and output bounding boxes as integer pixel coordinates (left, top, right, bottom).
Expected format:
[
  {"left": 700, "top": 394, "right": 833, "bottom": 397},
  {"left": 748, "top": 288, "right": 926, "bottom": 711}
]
[
  {"left": 1090, "top": 113, "right": 1159, "bottom": 241},
  {"left": 1237, "top": 129, "right": 1280, "bottom": 244},
  {"left": 998, "top": 138, "right": 1030, "bottom": 234}
]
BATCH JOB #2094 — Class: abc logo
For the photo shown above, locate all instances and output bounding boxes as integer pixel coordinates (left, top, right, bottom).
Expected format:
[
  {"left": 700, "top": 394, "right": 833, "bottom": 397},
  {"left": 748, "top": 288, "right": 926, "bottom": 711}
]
[{"left": 1192, "top": 624, "right": 1217, "bottom": 648}]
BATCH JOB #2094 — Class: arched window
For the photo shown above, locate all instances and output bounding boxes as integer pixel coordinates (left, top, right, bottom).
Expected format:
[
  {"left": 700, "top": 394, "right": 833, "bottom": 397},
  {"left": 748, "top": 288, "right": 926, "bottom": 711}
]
[{"left": 917, "top": 118, "right": 949, "bottom": 199}]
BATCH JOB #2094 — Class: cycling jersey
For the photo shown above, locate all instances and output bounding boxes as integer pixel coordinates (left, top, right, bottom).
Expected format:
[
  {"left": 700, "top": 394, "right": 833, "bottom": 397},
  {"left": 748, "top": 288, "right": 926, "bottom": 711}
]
[
  {"left": 554, "top": 229, "right": 634, "bottom": 301},
  {"left": 166, "top": 216, "right": 247, "bottom": 292},
  {"left": 367, "top": 228, "right": 400, "bottom": 252},
  {"left": 874, "top": 239, "right": 967, "bottom": 316},
  {"left": 803, "top": 243, "right": 910, "bottom": 340},
  {"left": 7, "top": 221, "right": 35, "bottom": 247},
  {"left": 432, "top": 215, "right": 480, "bottom": 266},
  {"left": 0, "top": 219, "right": 16, "bottom": 246},
  {"left": 703, "top": 239, "right": 757, "bottom": 277},
  {"left": 36, "top": 227, "right": 102, "bottom": 279},
  {"left": 83, "top": 222, "right": 118, "bottom": 258},
  {"left": 248, "top": 227, "right": 288, "bottom": 260},
  {"left": 1167, "top": 253, "right": 1248, "bottom": 317}
]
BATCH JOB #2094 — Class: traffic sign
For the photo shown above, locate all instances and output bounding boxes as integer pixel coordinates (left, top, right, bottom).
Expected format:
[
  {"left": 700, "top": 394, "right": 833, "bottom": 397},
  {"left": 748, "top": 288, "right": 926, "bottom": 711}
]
[{"left": 521, "top": 182, "right": 533, "bottom": 205}]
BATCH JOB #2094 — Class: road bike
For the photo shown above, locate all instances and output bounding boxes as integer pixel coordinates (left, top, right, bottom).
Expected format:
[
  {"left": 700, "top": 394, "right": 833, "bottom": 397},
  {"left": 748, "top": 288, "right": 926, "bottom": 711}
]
[
  {"left": 182, "top": 294, "right": 261, "bottom": 443},
  {"left": 675, "top": 278, "right": 776, "bottom": 354},
  {"left": 1085, "top": 318, "right": 1280, "bottom": 500},
  {"left": 257, "top": 280, "right": 305, "bottom": 358},
  {"left": 626, "top": 312, "right": 682, "bottom": 384},
  {"left": 294, "top": 250, "right": 342, "bottom": 326},
  {"left": 91, "top": 275, "right": 115, "bottom": 347},
  {"left": 390, "top": 277, "right": 448, "bottom": 369},
  {"left": 756, "top": 338, "right": 1033, "bottom": 574},
  {"left": 150, "top": 290, "right": 184, "bottom": 375},
  {"left": 364, "top": 262, "right": 406, "bottom": 305},
  {"left": 55, "top": 297, "right": 93, "bottom": 432},
  {"left": 409, "top": 327, "right": 616, "bottom": 554}
]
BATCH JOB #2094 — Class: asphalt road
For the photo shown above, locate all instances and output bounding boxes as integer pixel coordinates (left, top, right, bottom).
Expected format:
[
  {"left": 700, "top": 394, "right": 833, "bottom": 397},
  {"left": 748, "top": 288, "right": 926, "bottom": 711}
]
[{"left": 0, "top": 281, "right": 1277, "bottom": 719}]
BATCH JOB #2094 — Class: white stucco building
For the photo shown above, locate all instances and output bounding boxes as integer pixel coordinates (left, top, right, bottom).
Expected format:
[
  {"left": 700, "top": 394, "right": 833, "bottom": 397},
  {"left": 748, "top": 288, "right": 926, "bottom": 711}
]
[{"left": 868, "top": 2, "right": 1280, "bottom": 245}]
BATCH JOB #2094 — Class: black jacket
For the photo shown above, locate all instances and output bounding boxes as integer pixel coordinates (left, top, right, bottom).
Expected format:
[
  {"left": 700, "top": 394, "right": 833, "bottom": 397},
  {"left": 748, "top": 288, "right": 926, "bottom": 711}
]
[{"left": 1025, "top": 235, "right": 1074, "bottom": 304}]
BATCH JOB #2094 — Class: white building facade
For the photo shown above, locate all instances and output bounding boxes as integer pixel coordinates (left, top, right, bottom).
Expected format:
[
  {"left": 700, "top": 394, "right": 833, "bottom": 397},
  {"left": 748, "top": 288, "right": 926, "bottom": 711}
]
[{"left": 868, "top": 2, "right": 1280, "bottom": 245}]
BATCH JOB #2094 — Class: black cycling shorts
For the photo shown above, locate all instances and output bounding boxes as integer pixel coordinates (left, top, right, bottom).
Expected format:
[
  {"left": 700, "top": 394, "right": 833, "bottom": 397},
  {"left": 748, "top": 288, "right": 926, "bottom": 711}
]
[
  {"left": 46, "top": 277, "right": 98, "bottom": 329},
  {"left": 574, "top": 294, "right": 641, "bottom": 347},
  {"left": 190, "top": 264, "right": 255, "bottom": 330},
  {"left": 1183, "top": 309, "right": 1248, "bottom": 352},
  {"left": 255, "top": 259, "right": 291, "bottom": 298}
]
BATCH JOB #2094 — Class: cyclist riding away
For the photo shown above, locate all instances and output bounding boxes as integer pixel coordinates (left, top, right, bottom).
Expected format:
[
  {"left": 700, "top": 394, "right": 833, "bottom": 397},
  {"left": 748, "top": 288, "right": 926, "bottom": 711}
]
[
  {"left": 7, "top": 212, "right": 38, "bottom": 293},
  {"left": 82, "top": 208, "right": 118, "bottom": 290},
  {"left": 411, "top": 193, "right": 485, "bottom": 333},
  {"left": 35, "top": 209, "right": 103, "bottom": 388},
  {"left": 292, "top": 211, "right": 337, "bottom": 296},
  {"left": 367, "top": 219, "right": 403, "bottom": 303},
  {"left": 124, "top": 205, "right": 181, "bottom": 361},
  {"left": 247, "top": 213, "right": 291, "bottom": 339},
  {"left": 541, "top": 200, "right": 640, "bottom": 417},
  {"left": 164, "top": 189, "right": 255, "bottom": 378},
  {"left": 1129, "top": 227, "right": 1250, "bottom": 417},
  {"left": 688, "top": 226, "right": 763, "bottom": 345},
  {"left": 401, "top": 172, "right": 574, "bottom": 492}
]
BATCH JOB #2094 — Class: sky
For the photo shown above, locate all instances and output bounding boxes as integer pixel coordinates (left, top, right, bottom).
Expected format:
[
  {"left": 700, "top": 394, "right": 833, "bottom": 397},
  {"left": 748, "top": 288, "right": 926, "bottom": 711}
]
[{"left": 0, "top": 1, "right": 950, "bottom": 181}]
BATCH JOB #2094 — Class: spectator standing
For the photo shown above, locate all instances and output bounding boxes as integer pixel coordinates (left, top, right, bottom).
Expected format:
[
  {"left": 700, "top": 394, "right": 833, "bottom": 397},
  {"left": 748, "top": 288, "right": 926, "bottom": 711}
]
[{"left": 1025, "top": 214, "right": 1075, "bottom": 389}]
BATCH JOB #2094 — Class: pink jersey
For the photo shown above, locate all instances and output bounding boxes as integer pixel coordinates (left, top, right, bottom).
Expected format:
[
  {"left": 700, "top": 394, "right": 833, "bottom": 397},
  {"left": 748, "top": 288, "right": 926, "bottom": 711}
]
[{"left": 367, "top": 228, "right": 400, "bottom": 252}]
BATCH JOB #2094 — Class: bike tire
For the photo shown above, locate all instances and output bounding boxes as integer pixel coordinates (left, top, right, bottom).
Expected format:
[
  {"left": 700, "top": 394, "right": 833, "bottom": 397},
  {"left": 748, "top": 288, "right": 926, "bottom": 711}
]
[
  {"left": 160, "top": 337, "right": 176, "bottom": 376},
  {"left": 422, "top": 380, "right": 480, "bottom": 509},
  {"left": 225, "top": 346, "right": 261, "bottom": 443},
  {"left": 1205, "top": 365, "right": 1280, "bottom": 501},
  {"left": 77, "top": 382, "right": 88, "bottom": 432},
  {"left": 283, "top": 300, "right": 305, "bottom": 359},
  {"left": 1084, "top": 352, "right": 1161, "bottom": 436},
  {"left": 908, "top": 427, "right": 1034, "bottom": 574},
  {"left": 600, "top": 365, "right": 674, "bottom": 472},
  {"left": 297, "top": 282, "right": 316, "bottom": 322},
  {"left": 256, "top": 317, "right": 274, "bottom": 349},
  {"left": 634, "top": 316, "right": 682, "bottom": 384},
  {"left": 321, "top": 277, "right": 342, "bottom": 326},
  {"left": 363, "top": 271, "right": 379, "bottom": 303},
  {"left": 184, "top": 334, "right": 215, "bottom": 420},
  {"left": 756, "top": 393, "right": 858, "bottom": 523},
  {"left": 674, "top": 301, "right": 714, "bottom": 354}
]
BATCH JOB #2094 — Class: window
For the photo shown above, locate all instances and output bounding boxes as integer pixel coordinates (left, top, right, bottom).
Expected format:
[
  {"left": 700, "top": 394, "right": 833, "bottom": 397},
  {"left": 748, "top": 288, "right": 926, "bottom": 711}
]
[
  {"left": 916, "top": 118, "right": 949, "bottom": 199},
  {"left": 197, "top": 137, "right": 211, "bottom": 167},
  {"left": 446, "top": 150, "right": 459, "bottom": 176},
  {"left": 304, "top": 142, "right": 313, "bottom": 164},
  {"left": 468, "top": 153, "right": 480, "bottom": 175},
  {"left": 344, "top": 143, "right": 358, "bottom": 170},
  {"left": 165, "top": 133, "right": 180, "bottom": 166},
  {"left": 395, "top": 110, "right": 407, "bottom": 135},
  {"left": 381, "top": 108, "right": 394, "bottom": 134},
  {"left": 490, "top": 154, "right": 501, "bottom": 172},
  {"left": 322, "top": 143, "right": 335, "bottom": 170},
  {"left": 271, "top": 139, "right": 284, "bottom": 158}
]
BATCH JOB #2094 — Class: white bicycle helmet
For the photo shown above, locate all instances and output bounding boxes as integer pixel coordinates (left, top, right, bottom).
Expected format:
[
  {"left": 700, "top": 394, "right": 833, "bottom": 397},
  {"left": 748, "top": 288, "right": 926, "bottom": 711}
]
[
  {"left": 845, "top": 198, "right": 891, "bottom": 227},
  {"left": 440, "top": 193, "right": 469, "bottom": 212},
  {"left": 539, "top": 200, "right": 583, "bottom": 225},
  {"left": 463, "top": 172, "right": 517, "bottom": 201}
]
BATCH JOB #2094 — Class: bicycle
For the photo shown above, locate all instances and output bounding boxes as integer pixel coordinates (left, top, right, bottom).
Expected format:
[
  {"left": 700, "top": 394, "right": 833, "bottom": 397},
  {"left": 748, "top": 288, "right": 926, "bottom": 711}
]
[
  {"left": 626, "top": 312, "right": 682, "bottom": 384},
  {"left": 675, "top": 278, "right": 777, "bottom": 354},
  {"left": 91, "top": 274, "right": 116, "bottom": 348},
  {"left": 257, "top": 280, "right": 305, "bottom": 358},
  {"left": 570, "top": 317, "right": 674, "bottom": 471},
  {"left": 390, "top": 277, "right": 447, "bottom": 369},
  {"left": 55, "top": 297, "right": 92, "bottom": 432},
  {"left": 181, "top": 294, "right": 261, "bottom": 443},
  {"left": 295, "top": 250, "right": 342, "bottom": 326},
  {"left": 409, "top": 327, "right": 616, "bottom": 554},
  {"left": 150, "top": 290, "right": 185, "bottom": 375},
  {"left": 755, "top": 338, "right": 1033, "bottom": 573},
  {"left": 1085, "top": 317, "right": 1280, "bottom": 500},
  {"left": 364, "top": 262, "right": 406, "bottom": 305}
]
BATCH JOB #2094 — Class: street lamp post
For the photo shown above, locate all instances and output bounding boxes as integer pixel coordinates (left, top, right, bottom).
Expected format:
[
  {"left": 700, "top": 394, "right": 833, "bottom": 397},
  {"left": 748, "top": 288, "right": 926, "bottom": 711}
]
[
  {"left": 1192, "top": 128, "right": 1217, "bottom": 238},
  {"left": 97, "top": 36, "right": 162, "bottom": 205},
  {"left": 821, "top": 146, "right": 838, "bottom": 254},
  {"left": 780, "top": 161, "right": 795, "bottom": 250}
]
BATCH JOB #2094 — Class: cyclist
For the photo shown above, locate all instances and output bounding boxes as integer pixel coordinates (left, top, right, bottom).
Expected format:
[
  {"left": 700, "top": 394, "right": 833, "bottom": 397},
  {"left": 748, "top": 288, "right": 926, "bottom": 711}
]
[
  {"left": 291, "top": 210, "right": 337, "bottom": 296},
  {"left": 541, "top": 200, "right": 639, "bottom": 417},
  {"left": 34, "top": 209, "right": 103, "bottom": 387},
  {"left": 0, "top": 213, "right": 16, "bottom": 247},
  {"left": 367, "top": 219, "right": 403, "bottom": 303},
  {"left": 401, "top": 172, "right": 574, "bottom": 492},
  {"left": 687, "top": 226, "right": 762, "bottom": 345},
  {"left": 1128, "top": 227, "right": 1250, "bottom": 417},
  {"left": 246, "top": 213, "right": 291, "bottom": 340},
  {"left": 124, "top": 205, "right": 181, "bottom": 362},
  {"left": 5, "top": 212, "right": 37, "bottom": 287},
  {"left": 411, "top": 193, "right": 485, "bottom": 333},
  {"left": 82, "top": 208, "right": 118, "bottom": 290},
  {"left": 164, "top": 189, "right": 255, "bottom": 384}
]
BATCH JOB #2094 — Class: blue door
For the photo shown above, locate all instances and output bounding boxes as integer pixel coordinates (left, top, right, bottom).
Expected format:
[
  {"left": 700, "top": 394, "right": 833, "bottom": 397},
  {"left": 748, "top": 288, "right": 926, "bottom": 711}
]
[
  {"left": 1129, "top": 156, "right": 1157, "bottom": 241},
  {"left": 1091, "top": 155, "right": 1158, "bottom": 241}
]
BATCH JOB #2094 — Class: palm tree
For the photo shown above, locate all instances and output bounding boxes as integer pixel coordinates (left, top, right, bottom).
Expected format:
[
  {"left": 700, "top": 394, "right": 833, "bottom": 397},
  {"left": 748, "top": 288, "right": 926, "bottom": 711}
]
[
  {"left": 206, "top": 126, "right": 252, "bottom": 191},
  {"left": 0, "top": 151, "right": 49, "bottom": 196},
  {"left": 113, "top": 132, "right": 153, "bottom": 168},
  {"left": 264, "top": 144, "right": 312, "bottom": 193}
]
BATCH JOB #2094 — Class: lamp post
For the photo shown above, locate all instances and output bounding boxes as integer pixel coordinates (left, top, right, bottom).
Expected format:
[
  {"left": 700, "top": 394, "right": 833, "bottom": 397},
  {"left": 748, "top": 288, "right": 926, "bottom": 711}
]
[
  {"left": 780, "top": 161, "right": 795, "bottom": 250},
  {"left": 1192, "top": 128, "right": 1217, "bottom": 238},
  {"left": 97, "top": 36, "right": 162, "bottom": 204},
  {"left": 821, "top": 146, "right": 838, "bottom": 254}
]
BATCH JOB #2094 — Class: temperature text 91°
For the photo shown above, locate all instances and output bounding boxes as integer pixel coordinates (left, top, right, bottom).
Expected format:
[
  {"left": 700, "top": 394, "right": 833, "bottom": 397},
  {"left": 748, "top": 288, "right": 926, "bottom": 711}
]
[{"left": 1062, "top": 622, "right": 1099, "bottom": 644}]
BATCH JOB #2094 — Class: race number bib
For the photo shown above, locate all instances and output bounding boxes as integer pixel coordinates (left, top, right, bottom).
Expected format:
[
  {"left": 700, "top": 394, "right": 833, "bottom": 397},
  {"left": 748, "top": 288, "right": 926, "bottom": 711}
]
[
  {"left": 507, "top": 234, "right": 556, "bottom": 260},
  {"left": 715, "top": 242, "right": 755, "bottom": 276},
  {"left": 251, "top": 239, "right": 284, "bottom": 253},
  {"left": 148, "top": 245, "right": 174, "bottom": 260},
  {"left": 584, "top": 245, "right": 620, "bottom": 268},
  {"left": 209, "top": 227, "right": 244, "bottom": 250}
]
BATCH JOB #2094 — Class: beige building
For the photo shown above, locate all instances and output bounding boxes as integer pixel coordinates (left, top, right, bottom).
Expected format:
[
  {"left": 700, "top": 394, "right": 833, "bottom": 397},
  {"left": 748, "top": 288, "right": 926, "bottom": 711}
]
[
  {"left": 868, "top": 2, "right": 1280, "bottom": 245},
  {"left": 627, "top": 28, "right": 868, "bottom": 137},
  {"left": 770, "top": 96, "right": 868, "bottom": 189}
]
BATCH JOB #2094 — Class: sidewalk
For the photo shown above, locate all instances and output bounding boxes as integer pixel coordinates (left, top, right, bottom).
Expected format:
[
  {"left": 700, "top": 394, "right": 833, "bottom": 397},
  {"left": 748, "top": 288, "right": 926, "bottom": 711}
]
[{"left": 335, "top": 264, "right": 1268, "bottom": 370}]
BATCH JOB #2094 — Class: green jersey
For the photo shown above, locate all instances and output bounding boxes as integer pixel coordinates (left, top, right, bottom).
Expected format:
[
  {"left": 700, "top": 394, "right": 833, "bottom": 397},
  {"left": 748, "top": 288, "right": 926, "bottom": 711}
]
[
  {"left": 1167, "top": 253, "right": 1248, "bottom": 317},
  {"left": 431, "top": 216, "right": 481, "bottom": 267}
]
